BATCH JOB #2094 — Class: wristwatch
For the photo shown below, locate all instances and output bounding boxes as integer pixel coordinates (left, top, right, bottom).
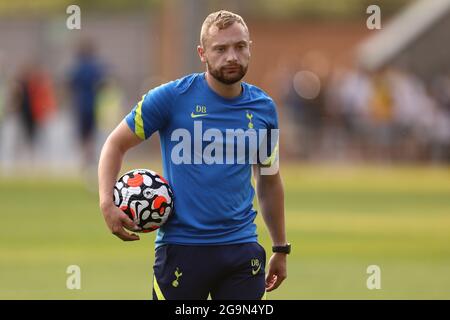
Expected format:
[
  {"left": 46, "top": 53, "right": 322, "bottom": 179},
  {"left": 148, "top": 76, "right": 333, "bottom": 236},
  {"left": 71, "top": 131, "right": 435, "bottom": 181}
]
[{"left": 272, "top": 243, "right": 291, "bottom": 254}]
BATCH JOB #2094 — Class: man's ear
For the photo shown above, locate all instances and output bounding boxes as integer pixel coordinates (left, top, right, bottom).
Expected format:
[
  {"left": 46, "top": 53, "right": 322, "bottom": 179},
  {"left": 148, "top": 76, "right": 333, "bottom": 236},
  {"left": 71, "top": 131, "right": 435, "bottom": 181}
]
[{"left": 197, "top": 45, "right": 206, "bottom": 63}]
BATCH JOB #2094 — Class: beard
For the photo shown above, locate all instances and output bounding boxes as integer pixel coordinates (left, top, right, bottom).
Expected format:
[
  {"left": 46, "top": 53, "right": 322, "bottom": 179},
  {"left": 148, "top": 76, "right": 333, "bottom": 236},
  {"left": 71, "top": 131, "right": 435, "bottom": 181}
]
[{"left": 206, "top": 60, "right": 248, "bottom": 85}]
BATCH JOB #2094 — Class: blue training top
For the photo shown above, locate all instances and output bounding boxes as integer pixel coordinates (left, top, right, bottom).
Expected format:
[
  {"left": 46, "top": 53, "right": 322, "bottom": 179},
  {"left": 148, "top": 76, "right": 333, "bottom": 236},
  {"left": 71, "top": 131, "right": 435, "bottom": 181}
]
[{"left": 125, "top": 73, "right": 278, "bottom": 247}]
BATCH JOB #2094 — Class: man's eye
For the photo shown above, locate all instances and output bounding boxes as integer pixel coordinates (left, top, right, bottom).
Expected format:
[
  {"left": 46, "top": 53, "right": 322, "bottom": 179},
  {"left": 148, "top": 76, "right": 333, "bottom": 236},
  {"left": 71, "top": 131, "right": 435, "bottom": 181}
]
[{"left": 216, "top": 47, "right": 225, "bottom": 52}]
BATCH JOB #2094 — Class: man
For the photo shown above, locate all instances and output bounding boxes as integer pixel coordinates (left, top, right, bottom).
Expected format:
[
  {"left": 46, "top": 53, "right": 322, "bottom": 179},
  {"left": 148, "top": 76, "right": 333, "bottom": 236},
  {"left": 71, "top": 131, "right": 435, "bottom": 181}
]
[
  {"left": 98, "top": 10, "right": 289, "bottom": 300},
  {"left": 69, "top": 40, "right": 106, "bottom": 172}
]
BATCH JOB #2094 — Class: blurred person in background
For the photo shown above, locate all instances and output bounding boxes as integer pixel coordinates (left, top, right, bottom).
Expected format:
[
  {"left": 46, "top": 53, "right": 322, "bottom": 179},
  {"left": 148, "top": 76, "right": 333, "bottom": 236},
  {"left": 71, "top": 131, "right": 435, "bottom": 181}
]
[
  {"left": 366, "top": 67, "right": 396, "bottom": 162},
  {"left": 282, "top": 51, "right": 329, "bottom": 161},
  {"left": 68, "top": 40, "right": 106, "bottom": 175},
  {"left": 10, "top": 61, "right": 56, "bottom": 166},
  {"left": 385, "top": 68, "right": 433, "bottom": 161},
  {"left": 13, "top": 65, "right": 36, "bottom": 149},
  {"left": 325, "top": 66, "right": 374, "bottom": 162}
]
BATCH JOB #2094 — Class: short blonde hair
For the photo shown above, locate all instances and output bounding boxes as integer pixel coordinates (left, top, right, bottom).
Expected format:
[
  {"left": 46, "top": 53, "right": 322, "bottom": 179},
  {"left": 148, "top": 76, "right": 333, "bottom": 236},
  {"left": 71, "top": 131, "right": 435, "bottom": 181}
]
[{"left": 200, "top": 10, "right": 249, "bottom": 47}]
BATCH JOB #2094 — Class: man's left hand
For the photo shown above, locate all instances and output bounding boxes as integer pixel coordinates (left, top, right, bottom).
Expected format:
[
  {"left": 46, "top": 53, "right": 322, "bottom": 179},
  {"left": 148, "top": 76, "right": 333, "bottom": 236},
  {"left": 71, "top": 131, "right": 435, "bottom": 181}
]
[{"left": 265, "top": 253, "right": 287, "bottom": 292}]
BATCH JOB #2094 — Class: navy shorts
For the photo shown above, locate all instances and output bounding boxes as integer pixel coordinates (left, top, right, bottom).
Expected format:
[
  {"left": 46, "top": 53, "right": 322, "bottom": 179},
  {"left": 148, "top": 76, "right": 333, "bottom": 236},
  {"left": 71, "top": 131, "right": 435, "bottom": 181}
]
[{"left": 152, "top": 242, "right": 266, "bottom": 300}]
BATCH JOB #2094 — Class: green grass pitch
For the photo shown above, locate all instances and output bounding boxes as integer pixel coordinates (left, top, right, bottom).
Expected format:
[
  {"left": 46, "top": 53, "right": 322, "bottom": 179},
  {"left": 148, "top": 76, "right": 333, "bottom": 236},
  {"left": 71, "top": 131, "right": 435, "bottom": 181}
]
[{"left": 1, "top": 164, "right": 449, "bottom": 299}]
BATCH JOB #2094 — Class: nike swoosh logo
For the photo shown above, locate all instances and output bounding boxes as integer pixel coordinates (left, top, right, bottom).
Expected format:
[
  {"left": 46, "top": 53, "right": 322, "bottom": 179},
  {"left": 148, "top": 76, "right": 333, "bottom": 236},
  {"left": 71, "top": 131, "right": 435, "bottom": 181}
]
[
  {"left": 191, "top": 112, "right": 208, "bottom": 118},
  {"left": 252, "top": 264, "right": 261, "bottom": 276}
]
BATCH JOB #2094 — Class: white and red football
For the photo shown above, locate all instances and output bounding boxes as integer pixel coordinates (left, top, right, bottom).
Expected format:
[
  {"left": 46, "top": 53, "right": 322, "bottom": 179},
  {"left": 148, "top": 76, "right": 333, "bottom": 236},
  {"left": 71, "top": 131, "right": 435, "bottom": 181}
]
[{"left": 113, "top": 169, "right": 174, "bottom": 233}]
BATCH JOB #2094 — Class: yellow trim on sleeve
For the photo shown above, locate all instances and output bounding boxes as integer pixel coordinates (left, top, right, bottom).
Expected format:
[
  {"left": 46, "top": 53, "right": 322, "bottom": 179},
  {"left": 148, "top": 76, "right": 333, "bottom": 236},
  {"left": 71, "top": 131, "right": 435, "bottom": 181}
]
[
  {"left": 261, "top": 140, "right": 279, "bottom": 166},
  {"left": 134, "top": 94, "right": 146, "bottom": 140}
]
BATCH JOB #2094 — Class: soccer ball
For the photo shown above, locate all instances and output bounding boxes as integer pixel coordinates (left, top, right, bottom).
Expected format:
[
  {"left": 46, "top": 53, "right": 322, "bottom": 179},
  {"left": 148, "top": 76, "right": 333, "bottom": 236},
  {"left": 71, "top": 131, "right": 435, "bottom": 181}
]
[{"left": 113, "top": 169, "right": 174, "bottom": 233}]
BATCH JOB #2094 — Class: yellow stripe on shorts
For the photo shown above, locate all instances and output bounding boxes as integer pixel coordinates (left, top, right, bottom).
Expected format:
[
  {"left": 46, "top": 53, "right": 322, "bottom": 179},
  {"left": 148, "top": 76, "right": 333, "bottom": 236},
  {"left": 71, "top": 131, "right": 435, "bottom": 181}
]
[
  {"left": 153, "top": 275, "right": 166, "bottom": 300},
  {"left": 261, "top": 290, "right": 267, "bottom": 300}
]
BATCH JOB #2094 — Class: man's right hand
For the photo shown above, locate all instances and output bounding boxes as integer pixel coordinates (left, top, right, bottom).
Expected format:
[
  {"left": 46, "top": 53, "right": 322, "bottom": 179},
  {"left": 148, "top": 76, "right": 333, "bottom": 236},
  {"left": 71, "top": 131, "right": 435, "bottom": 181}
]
[
  {"left": 101, "top": 203, "right": 141, "bottom": 241},
  {"left": 98, "top": 120, "right": 145, "bottom": 241}
]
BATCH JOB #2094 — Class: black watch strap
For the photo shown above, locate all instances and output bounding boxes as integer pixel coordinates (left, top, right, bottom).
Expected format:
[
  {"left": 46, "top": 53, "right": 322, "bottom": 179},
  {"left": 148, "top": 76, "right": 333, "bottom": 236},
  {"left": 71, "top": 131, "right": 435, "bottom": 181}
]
[{"left": 272, "top": 243, "right": 291, "bottom": 254}]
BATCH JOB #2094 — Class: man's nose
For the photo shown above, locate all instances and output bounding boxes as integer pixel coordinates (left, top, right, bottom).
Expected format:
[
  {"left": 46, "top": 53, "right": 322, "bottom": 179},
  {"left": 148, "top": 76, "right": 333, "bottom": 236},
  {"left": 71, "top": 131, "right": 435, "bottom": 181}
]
[{"left": 226, "top": 49, "right": 238, "bottom": 62}]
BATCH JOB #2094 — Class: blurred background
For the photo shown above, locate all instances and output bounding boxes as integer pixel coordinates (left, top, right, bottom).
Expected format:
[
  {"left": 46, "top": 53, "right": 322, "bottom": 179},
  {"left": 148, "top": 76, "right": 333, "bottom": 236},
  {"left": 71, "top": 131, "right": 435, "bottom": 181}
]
[{"left": 0, "top": 0, "right": 449, "bottom": 299}]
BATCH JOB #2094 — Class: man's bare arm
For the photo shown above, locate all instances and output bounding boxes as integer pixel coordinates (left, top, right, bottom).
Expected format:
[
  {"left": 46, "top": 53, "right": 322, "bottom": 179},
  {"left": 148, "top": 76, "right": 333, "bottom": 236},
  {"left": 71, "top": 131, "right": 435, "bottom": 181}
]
[
  {"left": 98, "top": 120, "right": 144, "bottom": 241},
  {"left": 253, "top": 165, "right": 287, "bottom": 292}
]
